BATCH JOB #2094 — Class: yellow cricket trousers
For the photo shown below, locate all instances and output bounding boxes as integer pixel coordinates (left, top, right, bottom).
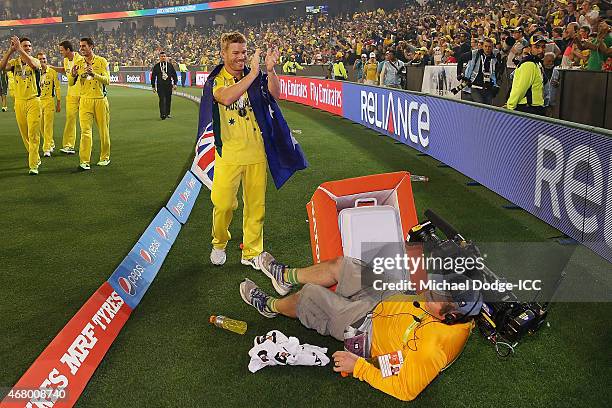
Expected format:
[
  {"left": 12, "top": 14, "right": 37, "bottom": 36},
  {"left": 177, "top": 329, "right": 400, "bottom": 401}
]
[
  {"left": 14, "top": 98, "right": 41, "bottom": 170},
  {"left": 79, "top": 97, "right": 110, "bottom": 165},
  {"left": 211, "top": 160, "right": 267, "bottom": 259},
  {"left": 40, "top": 97, "right": 56, "bottom": 152},
  {"left": 62, "top": 95, "right": 80, "bottom": 149}
]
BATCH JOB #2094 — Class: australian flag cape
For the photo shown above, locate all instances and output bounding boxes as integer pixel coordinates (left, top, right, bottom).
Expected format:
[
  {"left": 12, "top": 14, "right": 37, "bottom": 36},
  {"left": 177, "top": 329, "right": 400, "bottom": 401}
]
[{"left": 191, "top": 64, "right": 308, "bottom": 190}]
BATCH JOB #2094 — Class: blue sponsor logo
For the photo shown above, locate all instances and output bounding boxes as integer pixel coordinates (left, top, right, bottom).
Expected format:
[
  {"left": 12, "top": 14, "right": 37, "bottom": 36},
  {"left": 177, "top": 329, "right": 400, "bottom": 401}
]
[
  {"left": 165, "top": 171, "right": 202, "bottom": 224},
  {"left": 108, "top": 256, "right": 152, "bottom": 308}
]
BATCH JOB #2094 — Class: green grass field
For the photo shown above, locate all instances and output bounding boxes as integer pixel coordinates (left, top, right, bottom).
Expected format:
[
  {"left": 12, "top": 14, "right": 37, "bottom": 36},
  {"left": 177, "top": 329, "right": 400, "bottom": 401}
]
[{"left": 1, "top": 85, "right": 610, "bottom": 407}]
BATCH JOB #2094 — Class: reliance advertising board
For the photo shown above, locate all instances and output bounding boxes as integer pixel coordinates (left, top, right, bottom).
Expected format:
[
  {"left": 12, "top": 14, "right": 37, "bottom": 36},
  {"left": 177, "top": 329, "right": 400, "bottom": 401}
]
[{"left": 278, "top": 76, "right": 612, "bottom": 262}]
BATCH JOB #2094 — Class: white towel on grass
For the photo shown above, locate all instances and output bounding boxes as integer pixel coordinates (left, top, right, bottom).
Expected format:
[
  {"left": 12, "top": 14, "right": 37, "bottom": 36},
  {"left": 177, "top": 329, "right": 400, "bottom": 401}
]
[{"left": 248, "top": 330, "right": 330, "bottom": 373}]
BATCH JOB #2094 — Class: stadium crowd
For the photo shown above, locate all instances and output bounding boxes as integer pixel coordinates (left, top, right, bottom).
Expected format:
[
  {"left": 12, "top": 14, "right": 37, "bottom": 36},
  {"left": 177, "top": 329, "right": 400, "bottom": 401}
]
[
  {"left": 0, "top": 0, "right": 219, "bottom": 20},
  {"left": 1, "top": 0, "right": 610, "bottom": 72}
]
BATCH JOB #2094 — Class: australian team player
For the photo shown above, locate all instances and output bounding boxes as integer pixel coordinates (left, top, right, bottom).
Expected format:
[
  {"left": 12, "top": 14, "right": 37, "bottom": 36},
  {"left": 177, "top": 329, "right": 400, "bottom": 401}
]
[
  {"left": 69, "top": 38, "right": 111, "bottom": 171},
  {"left": 37, "top": 52, "right": 61, "bottom": 157},
  {"left": 0, "top": 36, "right": 42, "bottom": 175},
  {"left": 51, "top": 40, "right": 84, "bottom": 155}
]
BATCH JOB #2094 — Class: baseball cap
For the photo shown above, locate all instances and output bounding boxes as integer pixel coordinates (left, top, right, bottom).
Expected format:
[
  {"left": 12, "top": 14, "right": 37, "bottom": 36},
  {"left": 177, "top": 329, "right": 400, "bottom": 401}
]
[
  {"left": 426, "top": 274, "right": 483, "bottom": 318},
  {"left": 530, "top": 35, "right": 549, "bottom": 44},
  {"left": 369, "top": 52, "right": 376, "bottom": 58},
  {"left": 361, "top": 53, "right": 367, "bottom": 58}
]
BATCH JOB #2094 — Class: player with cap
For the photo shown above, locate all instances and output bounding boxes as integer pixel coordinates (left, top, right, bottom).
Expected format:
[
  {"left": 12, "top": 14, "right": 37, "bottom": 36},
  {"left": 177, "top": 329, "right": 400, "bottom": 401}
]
[{"left": 239, "top": 253, "right": 482, "bottom": 401}]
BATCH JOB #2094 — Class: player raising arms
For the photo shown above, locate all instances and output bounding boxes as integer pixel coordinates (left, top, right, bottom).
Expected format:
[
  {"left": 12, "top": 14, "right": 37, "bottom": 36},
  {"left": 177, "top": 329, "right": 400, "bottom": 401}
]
[{"left": 0, "top": 36, "right": 42, "bottom": 175}]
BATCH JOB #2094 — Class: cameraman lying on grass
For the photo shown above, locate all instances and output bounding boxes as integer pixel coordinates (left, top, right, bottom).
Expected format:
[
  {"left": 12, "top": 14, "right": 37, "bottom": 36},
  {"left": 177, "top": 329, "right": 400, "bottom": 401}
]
[{"left": 240, "top": 254, "right": 482, "bottom": 401}]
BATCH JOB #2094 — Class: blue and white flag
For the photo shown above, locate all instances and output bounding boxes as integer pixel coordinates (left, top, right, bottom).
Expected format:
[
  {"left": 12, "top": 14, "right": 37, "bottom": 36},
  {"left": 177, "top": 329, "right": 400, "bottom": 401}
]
[{"left": 191, "top": 64, "right": 308, "bottom": 190}]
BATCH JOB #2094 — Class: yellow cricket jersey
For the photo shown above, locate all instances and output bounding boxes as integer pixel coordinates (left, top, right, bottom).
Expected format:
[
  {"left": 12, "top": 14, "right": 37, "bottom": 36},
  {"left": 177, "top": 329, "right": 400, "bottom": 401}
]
[
  {"left": 8, "top": 57, "right": 41, "bottom": 100},
  {"left": 40, "top": 67, "right": 61, "bottom": 100},
  {"left": 69, "top": 55, "right": 109, "bottom": 99},
  {"left": 64, "top": 54, "right": 84, "bottom": 98},
  {"left": 353, "top": 294, "right": 472, "bottom": 401},
  {"left": 7, "top": 70, "right": 14, "bottom": 93},
  {"left": 212, "top": 67, "right": 266, "bottom": 165},
  {"left": 364, "top": 62, "right": 379, "bottom": 81}
]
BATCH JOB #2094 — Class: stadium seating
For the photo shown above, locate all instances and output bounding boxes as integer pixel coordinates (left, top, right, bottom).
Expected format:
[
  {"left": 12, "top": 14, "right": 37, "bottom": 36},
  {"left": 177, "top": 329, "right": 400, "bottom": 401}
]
[{"left": 1, "top": 0, "right": 609, "bottom": 74}]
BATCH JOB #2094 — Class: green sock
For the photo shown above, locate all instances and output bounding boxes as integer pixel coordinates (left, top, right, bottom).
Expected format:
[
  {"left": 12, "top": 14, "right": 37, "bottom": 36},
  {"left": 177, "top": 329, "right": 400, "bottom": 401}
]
[
  {"left": 283, "top": 268, "right": 299, "bottom": 284},
  {"left": 266, "top": 297, "right": 279, "bottom": 313}
]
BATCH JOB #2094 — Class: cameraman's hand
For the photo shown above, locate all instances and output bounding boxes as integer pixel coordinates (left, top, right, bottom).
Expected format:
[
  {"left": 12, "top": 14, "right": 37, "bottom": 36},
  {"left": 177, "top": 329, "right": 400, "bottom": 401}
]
[{"left": 332, "top": 351, "right": 359, "bottom": 374}]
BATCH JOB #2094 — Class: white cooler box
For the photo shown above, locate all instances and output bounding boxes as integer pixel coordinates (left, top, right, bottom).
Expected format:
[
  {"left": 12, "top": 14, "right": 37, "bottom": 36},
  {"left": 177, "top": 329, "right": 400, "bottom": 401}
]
[{"left": 338, "top": 198, "right": 406, "bottom": 265}]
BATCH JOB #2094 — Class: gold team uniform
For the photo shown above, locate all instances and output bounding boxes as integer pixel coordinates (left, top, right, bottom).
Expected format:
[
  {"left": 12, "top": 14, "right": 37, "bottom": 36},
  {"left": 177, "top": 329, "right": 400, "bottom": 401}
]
[
  {"left": 211, "top": 66, "right": 267, "bottom": 259},
  {"left": 69, "top": 54, "right": 110, "bottom": 166},
  {"left": 62, "top": 53, "right": 83, "bottom": 150},
  {"left": 7, "top": 57, "right": 42, "bottom": 171},
  {"left": 39, "top": 66, "right": 61, "bottom": 153}
]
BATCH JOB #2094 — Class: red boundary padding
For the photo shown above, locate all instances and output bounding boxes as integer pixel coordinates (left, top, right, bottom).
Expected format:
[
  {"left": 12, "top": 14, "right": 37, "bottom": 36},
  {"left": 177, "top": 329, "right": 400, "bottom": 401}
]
[{"left": 1, "top": 283, "right": 132, "bottom": 408}]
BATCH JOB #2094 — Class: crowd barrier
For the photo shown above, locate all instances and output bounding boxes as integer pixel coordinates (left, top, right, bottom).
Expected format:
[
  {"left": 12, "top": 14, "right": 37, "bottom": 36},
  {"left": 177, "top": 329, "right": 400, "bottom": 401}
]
[
  {"left": 276, "top": 75, "right": 612, "bottom": 263},
  {"left": 270, "top": 64, "right": 610, "bottom": 129}
]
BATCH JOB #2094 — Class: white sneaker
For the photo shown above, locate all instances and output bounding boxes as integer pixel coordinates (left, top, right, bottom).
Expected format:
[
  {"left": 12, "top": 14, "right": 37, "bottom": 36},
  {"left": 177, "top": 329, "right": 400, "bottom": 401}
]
[
  {"left": 240, "top": 252, "right": 268, "bottom": 270},
  {"left": 60, "top": 147, "right": 76, "bottom": 155},
  {"left": 43, "top": 151, "right": 51, "bottom": 157},
  {"left": 210, "top": 248, "right": 226, "bottom": 266}
]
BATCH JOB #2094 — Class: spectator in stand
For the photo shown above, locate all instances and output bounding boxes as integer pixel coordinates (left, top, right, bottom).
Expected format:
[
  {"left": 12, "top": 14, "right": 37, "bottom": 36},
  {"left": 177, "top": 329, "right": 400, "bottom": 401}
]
[
  {"left": 572, "top": 26, "right": 592, "bottom": 67},
  {"left": 552, "top": 27, "right": 567, "bottom": 58},
  {"left": 444, "top": 48, "right": 457, "bottom": 63},
  {"left": 576, "top": 21, "right": 612, "bottom": 71},
  {"left": 561, "top": 22, "right": 579, "bottom": 67},
  {"left": 380, "top": 49, "right": 405, "bottom": 89},
  {"left": 563, "top": 2, "right": 579, "bottom": 26},
  {"left": 543, "top": 51, "right": 560, "bottom": 116},
  {"left": 578, "top": 1, "right": 600, "bottom": 31},
  {"left": 353, "top": 54, "right": 366, "bottom": 83},
  {"left": 363, "top": 52, "right": 379, "bottom": 86},
  {"left": 507, "top": 27, "right": 529, "bottom": 68}
]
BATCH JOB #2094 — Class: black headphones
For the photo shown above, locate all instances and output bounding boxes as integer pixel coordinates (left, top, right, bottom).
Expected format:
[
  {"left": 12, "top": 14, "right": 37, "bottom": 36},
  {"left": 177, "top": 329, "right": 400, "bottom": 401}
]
[{"left": 413, "top": 290, "right": 482, "bottom": 325}]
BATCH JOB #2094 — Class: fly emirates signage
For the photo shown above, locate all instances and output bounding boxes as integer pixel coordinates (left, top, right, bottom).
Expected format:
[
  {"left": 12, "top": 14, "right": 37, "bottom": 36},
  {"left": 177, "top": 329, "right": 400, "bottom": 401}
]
[{"left": 278, "top": 76, "right": 343, "bottom": 116}]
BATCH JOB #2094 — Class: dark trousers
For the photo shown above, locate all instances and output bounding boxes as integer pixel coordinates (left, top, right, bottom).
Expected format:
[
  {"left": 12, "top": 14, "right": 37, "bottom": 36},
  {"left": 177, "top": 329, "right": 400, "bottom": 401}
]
[
  {"left": 158, "top": 89, "right": 172, "bottom": 118},
  {"left": 180, "top": 72, "right": 186, "bottom": 87},
  {"left": 469, "top": 88, "right": 494, "bottom": 105},
  {"left": 516, "top": 104, "right": 545, "bottom": 116}
]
